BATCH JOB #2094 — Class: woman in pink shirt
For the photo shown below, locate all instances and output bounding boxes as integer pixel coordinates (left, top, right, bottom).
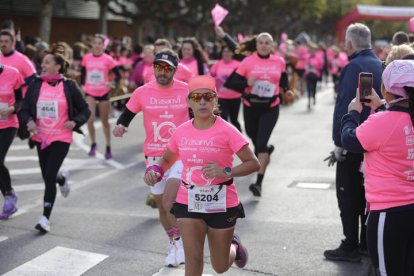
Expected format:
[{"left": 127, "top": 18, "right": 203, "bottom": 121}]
[
  {"left": 224, "top": 33, "right": 294, "bottom": 197},
  {"left": 81, "top": 34, "right": 120, "bottom": 159},
  {"left": 178, "top": 38, "right": 209, "bottom": 76},
  {"left": 0, "top": 64, "right": 23, "bottom": 219},
  {"left": 210, "top": 46, "right": 242, "bottom": 131},
  {"left": 341, "top": 60, "right": 414, "bottom": 275},
  {"left": 144, "top": 76, "right": 260, "bottom": 275},
  {"left": 21, "top": 44, "right": 90, "bottom": 233},
  {"left": 305, "top": 43, "right": 323, "bottom": 109}
]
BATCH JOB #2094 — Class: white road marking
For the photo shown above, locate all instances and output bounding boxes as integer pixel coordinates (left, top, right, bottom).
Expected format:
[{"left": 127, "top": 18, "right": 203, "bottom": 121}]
[
  {"left": 0, "top": 236, "right": 8, "bottom": 242},
  {"left": 2, "top": 246, "right": 108, "bottom": 276},
  {"left": 9, "top": 168, "right": 40, "bottom": 176},
  {"left": 296, "top": 182, "right": 331, "bottom": 189},
  {"left": 153, "top": 267, "right": 214, "bottom": 276},
  {"left": 13, "top": 181, "right": 73, "bottom": 192},
  {"left": 9, "top": 145, "right": 30, "bottom": 151},
  {"left": 5, "top": 156, "right": 38, "bottom": 162}
]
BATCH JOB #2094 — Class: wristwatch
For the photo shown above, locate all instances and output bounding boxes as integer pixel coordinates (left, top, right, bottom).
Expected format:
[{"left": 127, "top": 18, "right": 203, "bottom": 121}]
[{"left": 224, "top": 167, "right": 232, "bottom": 178}]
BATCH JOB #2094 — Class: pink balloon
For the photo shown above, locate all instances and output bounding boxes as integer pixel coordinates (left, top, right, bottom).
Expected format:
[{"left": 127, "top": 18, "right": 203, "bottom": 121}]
[{"left": 409, "top": 17, "right": 414, "bottom": 32}]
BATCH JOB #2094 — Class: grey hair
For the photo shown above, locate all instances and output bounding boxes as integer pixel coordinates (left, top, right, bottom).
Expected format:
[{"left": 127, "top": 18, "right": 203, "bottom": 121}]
[{"left": 345, "top": 23, "right": 371, "bottom": 50}]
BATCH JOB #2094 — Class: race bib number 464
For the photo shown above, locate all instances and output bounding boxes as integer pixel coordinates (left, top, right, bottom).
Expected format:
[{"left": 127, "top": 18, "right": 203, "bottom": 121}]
[
  {"left": 188, "top": 185, "right": 226, "bottom": 213},
  {"left": 37, "top": 101, "right": 58, "bottom": 120},
  {"left": 251, "top": 80, "right": 275, "bottom": 98}
]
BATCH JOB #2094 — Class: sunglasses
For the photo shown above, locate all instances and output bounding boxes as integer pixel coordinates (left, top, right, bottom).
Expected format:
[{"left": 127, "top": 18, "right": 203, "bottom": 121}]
[
  {"left": 154, "top": 63, "right": 175, "bottom": 73},
  {"left": 188, "top": 92, "right": 217, "bottom": 102}
]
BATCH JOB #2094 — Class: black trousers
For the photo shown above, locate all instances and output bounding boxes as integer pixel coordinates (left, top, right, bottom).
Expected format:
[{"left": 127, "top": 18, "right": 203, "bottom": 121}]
[
  {"left": 335, "top": 152, "right": 367, "bottom": 251},
  {"left": 243, "top": 104, "right": 279, "bottom": 153},
  {"left": 36, "top": 141, "right": 70, "bottom": 217},
  {"left": 0, "top": 127, "right": 17, "bottom": 196},
  {"left": 367, "top": 204, "right": 414, "bottom": 276},
  {"left": 306, "top": 72, "right": 318, "bottom": 99},
  {"left": 218, "top": 98, "right": 242, "bottom": 132}
]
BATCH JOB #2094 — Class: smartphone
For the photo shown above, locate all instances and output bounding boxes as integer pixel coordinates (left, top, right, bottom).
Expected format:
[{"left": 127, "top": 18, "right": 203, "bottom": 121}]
[{"left": 358, "top": 72, "right": 373, "bottom": 103}]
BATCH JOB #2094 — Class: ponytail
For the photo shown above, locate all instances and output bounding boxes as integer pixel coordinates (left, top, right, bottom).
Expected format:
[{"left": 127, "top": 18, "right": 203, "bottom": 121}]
[{"left": 405, "top": 86, "right": 414, "bottom": 126}]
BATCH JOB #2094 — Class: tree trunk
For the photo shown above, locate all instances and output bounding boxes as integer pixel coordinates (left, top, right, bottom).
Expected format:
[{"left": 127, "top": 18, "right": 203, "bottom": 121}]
[
  {"left": 98, "top": 0, "right": 108, "bottom": 34},
  {"left": 38, "top": 0, "right": 54, "bottom": 43}
]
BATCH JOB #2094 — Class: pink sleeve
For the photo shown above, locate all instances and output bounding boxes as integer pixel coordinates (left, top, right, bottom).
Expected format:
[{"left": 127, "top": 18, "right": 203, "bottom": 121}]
[
  {"left": 125, "top": 89, "right": 143, "bottom": 113},
  {"left": 356, "top": 115, "right": 384, "bottom": 151},
  {"left": 81, "top": 56, "right": 86, "bottom": 67},
  {"left": 210, "top": 62, "right": 218, "bottom": 77},
  {"left": 280, "top": 57, "right": 286, "bottom": 73},
  {"left": 167, "top": 132, "right": 179, "bottom": 153},
  {"left": 21, "top": 57, "right": 36, "bottom": 77},
  {"left": 227, "top": 125, "right": 249, "bottom": 152},
  {"left": 235, "top": 59, "right": 248, "bottom": 76},
  {"left": 107, "top": 55, "right": 118, "bottom": 70},
  {"left": 14, "top": 73, "right": 24, "bottom": 89}
]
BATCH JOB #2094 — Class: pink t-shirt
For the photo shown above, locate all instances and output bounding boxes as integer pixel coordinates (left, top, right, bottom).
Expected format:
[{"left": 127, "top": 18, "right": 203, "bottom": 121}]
[
  {"left": 167, "top": 116, "right": 249, "bottom": 208},
  {"left": 81, "top": 53, "right": 118, "bottom": 97},
  {"left": 210, "top": 59, "right": 241, "bottom": 99},
  {"left": 236, "top": 53, "right": 286, "bottom": 107},
  {"left": 0, "top": 51, "right": 36, "bottom": 79},
  {"left": 306, "top": 54, "right": 323, "bottom": 77},
  {"left": 126, "top": 80, "right": 189, "bottom": 156},
  {"left": 180, "top": 58, "right": 199, "bottom": 76},
  {"left": 356, "top": 110, "right": 414, "bottom": 210},
  {"left": 294, "top": 46, "right": 309, "bottom": 70},
  {"left": 32, "top": 82, "right": 72, "bottom": 147},
  {"left": 0, "top": 65, "right": 24, "bottom": 129}
]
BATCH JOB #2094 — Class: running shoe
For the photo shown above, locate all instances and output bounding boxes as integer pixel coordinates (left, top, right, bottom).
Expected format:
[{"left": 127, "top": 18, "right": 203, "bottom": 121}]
[
  {"left": 0, "top": 191, "right": 18, "bottom": 220},
  {"left": 88, "top": 143, "right": 97, "bottom": 156},
  {"left": 324, "top": 247, "right": 361, "bottom": 262},
  {"left": 105, "top": 146, "right": 112, "bottom": 160},
  {"left": 175, "top": 238, "right": 185, "bottom": 265},
  {"left": 57, "top": 169, "right": 70, "bottom": 198},
  {"left": 35, "top": 215, "right": 50, "bottom": 233},
  {"left": 146, "top": 193, "right": 158, "bottom": 208},
  {"left": 232, "top": 234, "right": 248, "bottom": 268},
  {"left": 165, "top": 241, "right": 178, "bottom": 267},
  {"left": 249, "top": 183, "right": 261, "bottom": 197}
]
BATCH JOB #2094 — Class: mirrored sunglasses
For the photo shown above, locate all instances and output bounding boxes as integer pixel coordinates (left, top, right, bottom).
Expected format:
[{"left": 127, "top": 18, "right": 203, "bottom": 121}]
[
  {"left": 188, "top": 92, "right": 217, "bottom": 102},
  {"left": 154, "top": 63, "right": 175, "bottom": 73}
]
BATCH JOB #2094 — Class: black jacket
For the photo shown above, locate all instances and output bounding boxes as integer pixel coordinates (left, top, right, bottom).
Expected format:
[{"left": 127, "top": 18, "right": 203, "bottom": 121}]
[{"left": 20, "top": 77, "right": 91, "bottom": 135}]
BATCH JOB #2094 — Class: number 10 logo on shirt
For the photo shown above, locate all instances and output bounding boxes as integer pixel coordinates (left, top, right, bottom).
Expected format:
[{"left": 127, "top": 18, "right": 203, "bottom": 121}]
[{"left": 152, "top": 121, "right": 176, "bottom": 142}]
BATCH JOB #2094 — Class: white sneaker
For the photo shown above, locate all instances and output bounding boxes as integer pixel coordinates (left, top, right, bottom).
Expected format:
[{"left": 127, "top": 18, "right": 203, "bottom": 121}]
[
  {"left": 175, "top": 238, "right": 185, "bottom": 265},
  {"left": 35, "top": 216, "right": 50, "bottom": 233},
  {"left": 58, "top": 169, "right": 70, "bottom": 198},
  {"left": 165, "top": 241, "right": 178, "bottom": 267}
]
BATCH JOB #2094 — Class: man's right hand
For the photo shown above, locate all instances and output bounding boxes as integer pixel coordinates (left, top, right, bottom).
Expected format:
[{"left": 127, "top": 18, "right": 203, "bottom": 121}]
[{"left": 323, "top": 147, "right": 347, "bottom": 167}]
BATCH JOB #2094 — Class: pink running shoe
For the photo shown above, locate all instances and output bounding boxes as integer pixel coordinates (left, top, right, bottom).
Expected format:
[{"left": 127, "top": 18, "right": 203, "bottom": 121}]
[{"left": 232, "top": 234, "right": 248, "bottom": 268}]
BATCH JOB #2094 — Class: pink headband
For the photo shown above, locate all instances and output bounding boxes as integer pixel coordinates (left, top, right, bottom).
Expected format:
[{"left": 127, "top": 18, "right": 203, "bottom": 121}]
[{"left": 382, "top": 60, "right": 414, "bottom": 103}]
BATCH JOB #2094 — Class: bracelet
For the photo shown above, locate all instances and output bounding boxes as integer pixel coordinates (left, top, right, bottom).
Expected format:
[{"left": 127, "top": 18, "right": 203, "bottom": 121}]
[{"left": 145, "top": 164, "right": 164, "bottom": 182}]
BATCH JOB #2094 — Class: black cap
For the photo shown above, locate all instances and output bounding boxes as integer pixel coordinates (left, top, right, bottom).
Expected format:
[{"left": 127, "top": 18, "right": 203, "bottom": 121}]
[{"left": 153, "top": 52, "right": 178, "bottom": 68}]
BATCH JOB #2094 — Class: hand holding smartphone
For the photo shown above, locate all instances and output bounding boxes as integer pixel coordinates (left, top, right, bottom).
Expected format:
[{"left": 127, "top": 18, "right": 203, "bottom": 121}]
[{"left": 358, "top": 72, "right": 373, "bottom": 103}]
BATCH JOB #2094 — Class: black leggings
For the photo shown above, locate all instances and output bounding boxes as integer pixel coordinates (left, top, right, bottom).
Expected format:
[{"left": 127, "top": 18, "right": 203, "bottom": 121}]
[
  {"left": 243, "top": 104, "right": 279, "bottom": 153},
  {"left": 36, "top": 141, "right": 70, "bottom": 218},
  {"left": 218, "top": 98, "right": 242, "bottom": 132},
  {"left": 306, "top": 73, "right": 318, "bottom": 99},
  {"left": 366, "top": 204, "right": 414, "bottom": 276},
  {"left": 0, "top": 127, "right": 17, "bottom": 196}
]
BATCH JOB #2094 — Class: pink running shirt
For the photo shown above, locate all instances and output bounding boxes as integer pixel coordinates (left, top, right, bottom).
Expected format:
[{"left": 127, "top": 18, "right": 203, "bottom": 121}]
[
  {"left": 356, "top": 110, "right": 414, "bottom": 210},
  {"left": 167, "top": 116, "right": 249, "bottom": 208},
  {"left": 236, "top": 53, "right": 286, "bottom": 107},
  {"left": 179, "top": 58, "right": 198, "bottom": 76},
  {"left": 81, "top": 53, "right": 118, "bottom": 97},
  {"left": 0, "top": 51, "right": 36, "bottom": 80},
  {"left": 0, "top": 65, "right": 24, "bottom": 129},
  {"left": 32, "top": 82, "right": 72, "bottom": 147},
  {"left": 210, "top": 59, "right": 241, "bottom": 99},
  {"left": 126, "top": 80, "right": 189, "bottom": 156}
]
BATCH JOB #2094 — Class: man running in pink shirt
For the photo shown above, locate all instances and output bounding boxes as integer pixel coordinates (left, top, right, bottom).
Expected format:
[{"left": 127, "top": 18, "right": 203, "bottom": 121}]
[{"left": 113, "top": 49, "right": 189, "bottom": 267}]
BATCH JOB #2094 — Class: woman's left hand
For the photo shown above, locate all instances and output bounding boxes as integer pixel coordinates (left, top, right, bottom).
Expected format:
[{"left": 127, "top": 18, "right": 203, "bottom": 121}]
[
  {"left": 348, "top": 89, "right": 363, "bottom": 113},
  {"left": 202, "top": 162, "right": 225, "bottom": 179},
  {"left": 64, "top": 120, "right": 76, "bottom": 130}
]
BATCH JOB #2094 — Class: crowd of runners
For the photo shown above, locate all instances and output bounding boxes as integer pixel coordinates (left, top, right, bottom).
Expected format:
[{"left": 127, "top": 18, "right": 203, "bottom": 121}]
[{"left": 0, "top": 17, "right": 413, "bottom": 275}]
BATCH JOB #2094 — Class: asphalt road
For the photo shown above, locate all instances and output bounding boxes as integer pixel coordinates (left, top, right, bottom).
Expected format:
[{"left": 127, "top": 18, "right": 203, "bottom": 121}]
[{"left": 0, "top": 82, "right": 372, "bottom": 276}]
